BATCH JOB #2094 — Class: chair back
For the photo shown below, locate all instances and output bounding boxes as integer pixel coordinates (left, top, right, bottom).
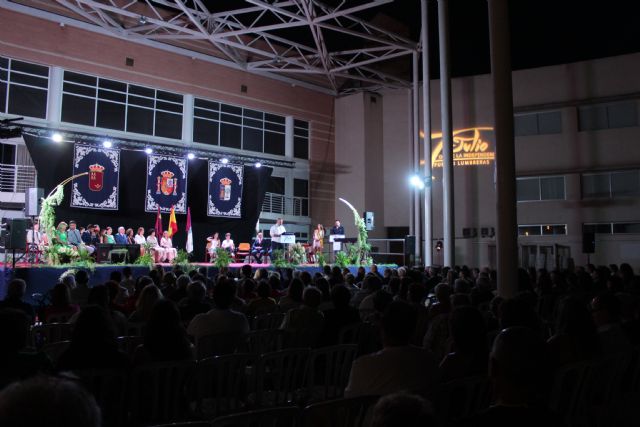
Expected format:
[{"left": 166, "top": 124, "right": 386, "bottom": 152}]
[
  {"left": 212, "top": 406, "right": 302, "bottom": 427},
  {"left": 548, "top": 361, "right": 591, "bottom": 425},
  {"left": 129, "top": 360, "right": 197, "bottom": 425},
  {"left": 74, "top": 367, "right": 128, "bottom": 427},
  {"left": 42, "top": 340, "right": 71, "bottom": 365},
  {"left": 302, "top": 395, "right": 379, "bottom": 427},
  {"left": 255, "top": 348, "right": 310, "bottom": 407},
  {"left": 116, "top": 335, "right": 145, "bottom": 358},
  {"left": 252, "top": 312, "right": 284, "bottom": 330},
  {"left": 243, "top": 329, "right": 285, "bottom": 358},
  {"left": 196, "top": 353, "right": 253, "bottom": 419},
  {"left": 46, "top": 310, "right": 77, "bottom": 323},
  {"left": 126, "top": 322, "right": 145, "bottom": 337},
  {"left": 237, "top": 243, "right": 251, "bottom": 253},
  {"left": 31, "top": 322, "right": 73, "bottom": 348},
  {"left": 337, "top": 323, "right": 362, "bottom": 345},
  {"left": 196, "top": 331, "right": 246, "bottom": 360},
  {"left": 305, "top": 344, "right": 357, "bottom": 403},
  {"left": 436, "top": 375, "right": 492, "bottom": 426}
]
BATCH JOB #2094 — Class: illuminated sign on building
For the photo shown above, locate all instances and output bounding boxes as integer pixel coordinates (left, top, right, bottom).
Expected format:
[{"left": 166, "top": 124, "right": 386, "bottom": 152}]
[{"left": 426, "top": 127, "right": 495, "bottom": 168}]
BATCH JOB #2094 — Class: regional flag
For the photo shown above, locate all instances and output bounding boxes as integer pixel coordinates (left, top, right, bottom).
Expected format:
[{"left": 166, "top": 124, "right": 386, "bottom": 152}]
[
  {"left": 168, "top": 205, "right": 178, "bottom": 237},
  {"left": 186, "top": 207, "right": 193, "bottom": 254},
  {"left": 155, "top": 207, "right": 163, "bottom": 238}
]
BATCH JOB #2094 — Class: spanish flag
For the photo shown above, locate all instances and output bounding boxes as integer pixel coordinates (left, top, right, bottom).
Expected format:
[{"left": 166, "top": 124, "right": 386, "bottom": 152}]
[{"left": 168, "top": 205, "right": 178, "bottom": 237}]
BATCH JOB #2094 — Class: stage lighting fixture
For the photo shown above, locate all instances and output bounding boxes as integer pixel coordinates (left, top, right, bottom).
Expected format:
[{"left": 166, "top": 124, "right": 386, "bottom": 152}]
[
  {"left": 138, "top": 15, "right": 147, "bottom": 24},
  {"left": 187, "top": 152, "right": 195, "bottom": 160},
  {"left": 103, "top": 140, "right": 113, "bottom": 148},
  {"left": 51, "top": 133, "right": 63, "bottom": 143},
  {"left": 145, "top": 147, "right": 153, "bottom": 154},
  {"left": 254, "top": 162, "right": 262, "bottom": 168},
  {"left": 221, "top": 158, "right": 229, "bottom": 164},
  {"left": 409, "top": 174, "right": 425, "bottom": 190}
]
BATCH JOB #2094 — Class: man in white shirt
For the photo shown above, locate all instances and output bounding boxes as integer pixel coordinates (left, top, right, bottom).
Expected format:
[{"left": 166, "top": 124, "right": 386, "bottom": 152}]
[
  {"left": 221, "top": 233, "right": 235, "bottom": 254},
  {"left": 187, "top": 278, "right": 249, "bottom": 341},
  {"left": 345, "top": 300, "right": 440, "bottom": 399},
  {"left": 270, "top": 218, "right": 286, "bottom": 253},
  {"left": 26, "top": 222, "right": 43, "bottom": 248}
]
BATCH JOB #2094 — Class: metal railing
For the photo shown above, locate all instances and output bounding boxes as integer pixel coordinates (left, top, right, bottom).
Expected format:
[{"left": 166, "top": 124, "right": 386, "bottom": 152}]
[
  {"left": 0, "top": 163, "right": 37, "bottom": 193},
  {"left": 262, "top": 192, "right": 309, "bottom": 216}
]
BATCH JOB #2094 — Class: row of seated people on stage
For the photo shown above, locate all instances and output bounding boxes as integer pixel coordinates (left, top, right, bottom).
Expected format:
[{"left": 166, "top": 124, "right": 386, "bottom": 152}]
[
  {"left": 26, "top": 221, "right": 178, "bottom": 263},
  {"left": 206, "top": 231, "right": 269, "bottom": 263}
]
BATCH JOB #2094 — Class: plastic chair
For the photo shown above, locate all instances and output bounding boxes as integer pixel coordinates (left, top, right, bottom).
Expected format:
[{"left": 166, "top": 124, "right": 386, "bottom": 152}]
[
  {"left": 304, "top": 344, "right": 357, "bottom": 403},
  {"left": 254, "top": 348, "right": 310, "bottom": 407},
  {"left": 242, "top": 329, "right": 285, "bottom": 359},
  {"left": 436, "top": 375, "right": 492, "bottom": 426},
  {"left": 252, "top": 313, "right": 285, "bottom": 331},
  {"left": 129, "top": 360, "right": 197, "bottom": 426},
  {"left": 302, "top": 395, "right": 379, "bottom": 427},
  {"left": 195, "top": 353, "right": 252, "bottom": 419},
  {"left": 196, "top": 331, "right": 246, "bottom": 360},
  {"left": 548, "top": 361, "right": 591, "bottom": 426},
  {"left": 211, "top": 406, "right": 302, "bottom": 427},
  {"left": 235, "top": 243, "right": 251, "bottom": 263},
  {"left": 74, "top": 367, "right": 128, "bottom": 427},
  {"left": 31, "top": 322, "right": 73, "bottom": 348}
]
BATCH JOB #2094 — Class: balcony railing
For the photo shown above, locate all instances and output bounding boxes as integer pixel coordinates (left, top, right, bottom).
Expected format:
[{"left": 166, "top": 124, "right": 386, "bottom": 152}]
[
  {"left": 0, "top": 163, "right": 37, "bottom": 193},
  {"left": 262, "top": 192, "right": 309, "bottom": 216}
]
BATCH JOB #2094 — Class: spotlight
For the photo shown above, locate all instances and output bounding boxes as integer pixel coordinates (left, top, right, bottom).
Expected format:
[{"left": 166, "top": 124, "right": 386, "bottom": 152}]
[
  {"left": 221, "top": 158, "right": 229, "bottom": 164},
  {"left": 51, "top": 132, "right": 63, "bottom": 143},
  {"left": 409, "top": 174, "right": 425, "bottom": 190},
  {"left": 103, "top": 140, "right": 113, "bottom": 148},
  {"left": 187, "top": 152, "right": 195, "bottom": 160},
  {"left": 145, "top": 147, "right": 153, "bottom": 154},
  {"left": 138, "top": 15, "right": 147, "bottom": 25},
  {"left": 254, "top": 162, "right": 262, "bottom": 168}
]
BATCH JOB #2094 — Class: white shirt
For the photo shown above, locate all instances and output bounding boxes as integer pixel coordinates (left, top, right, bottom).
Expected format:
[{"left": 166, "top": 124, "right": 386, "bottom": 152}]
[
  {"left": 221, "top": 239, "right": 235, "bottom": 250},
  {"left": 146, "top": 236, "right": 160, "bottom": 248},
  {"left": 160, "top": 237, "right": 173, "bottom": 248},
  {"left": 27, "top": 229, "right": 42, "bottom": 245},
  {"left": 270, "top": 224, "right": 286, "bottom": 243},
  {"left": 134, "top": 234, "right": 146, "bottom": 245}
]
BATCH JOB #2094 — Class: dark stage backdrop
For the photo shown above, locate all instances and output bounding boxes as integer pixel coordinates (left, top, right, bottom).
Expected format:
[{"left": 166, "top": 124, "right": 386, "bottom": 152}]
[{"left": 24, "top": 134, "right": 272, "bottom": 261}]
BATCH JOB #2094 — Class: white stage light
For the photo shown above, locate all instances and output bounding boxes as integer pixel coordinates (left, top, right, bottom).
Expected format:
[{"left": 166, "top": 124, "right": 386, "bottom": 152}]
[
  {"left": 145, "top": 147, "right": 153, "bottom": 154},
  {"left": 51, "top": 133, "right": 63, "bottom": 143},
  {"left": 103, "top": 140, "right": 113, "bottom": 148},
  {"left": 187, "top": 152, "right": 195, "bottom": 160},
  {"left": 409, "top": 175, "right": 425, "bottom": 190},
  {"left": 254, "top": 162, "right": 262, "bottom": 168},
  {"left": 221, "top": 158, "right": 229, "bottom": 164}
]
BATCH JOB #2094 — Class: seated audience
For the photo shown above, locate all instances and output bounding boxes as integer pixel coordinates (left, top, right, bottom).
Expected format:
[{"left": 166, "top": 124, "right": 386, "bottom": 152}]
[
  {"left": 187, "top": 278, "right": 249, "bottom": 340},
  {"left": 591, "top": 292, "right": 633, "bottom": 355},
  {"left": 0, "top": 309, "right": 53, "bottom": 389},
  {"left": 439, "top": 306, "right": 488, "bottom": 381},
  {"left": 279, "top": 278, "right": 304, "bottom": 312},
  {"left": 463, "top": 327, "right": 562, "bottom": 427},
  {"left": 371, "top": 393, "right": 436, "bottom": 427},
  {"left": 0, "top": 279, "right": 35, "bottom": 323},
  {"left": 128, "top": 284, "right": 163, "bottom": 324},
  {"left": 245, "top": 280, "right": 278, "bottom": 317},
  {"left": 0, "top": 375, "right": 102, "bottom": 427},
  {"left": 358, "top": 274, "right": 383, "bottom": 320},
  {"left": 134, "top": 299, "right": 193, "bottom": 364},
  {"left": 41, "top": 282, "right": 80, "bottom": 323},
  {"left": 547, "top": 296, "right": 600, "bottom": 367},
  {"left": 57, "top": 305, "right": 129, "bottom": 370},
  {"left": 280, "top": 286, "right": 325, "bottom": 347},
  {"left": 70, "top": 270, "right": 91, "bottom": 307},
  {"left": 178, "top": 281, "right": 211, "bottom": 324},
  {"left": 168, "top": 274, "right": 190, "bottom": 302},
  {"left": 320, "top": 284, "right": 361, "bottom": 346},
  {"left": 345, "top": 300, "right": 439, "bottom": 399}
]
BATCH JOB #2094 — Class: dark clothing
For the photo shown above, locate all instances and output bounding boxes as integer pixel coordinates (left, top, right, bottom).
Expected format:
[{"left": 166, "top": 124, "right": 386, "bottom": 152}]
[
  {"left": 463, "top": 405, "right": 565, "bottom": 427},
  {"left": 178, "top": 299, "right": 212, "bottom": 324},
  {"left": 320, "top": 307, "right": 360, "bottom": 346},
  {"left": 251, "top": 238, "right": 267, "bottom": 262},
  {"left": 330, "top": 226, "right": 345, "bottom": 236},
  {"left": 0, "top": 298, "right": 36, "bottom": 323},
  {"left": 57, "top": 343, "right": 129, "bottom": 371},
  {"left": 90, "top": 234, "right": 101, "bottom": 246},
  {"left": 114, "top": 233, "right": 128, "bottom": 245},
  {"left": 0, "top": 351, "right": 53, "bottom": 389},
  {"left": 81, "top": 230, "right": 92, "bottom": 245}
]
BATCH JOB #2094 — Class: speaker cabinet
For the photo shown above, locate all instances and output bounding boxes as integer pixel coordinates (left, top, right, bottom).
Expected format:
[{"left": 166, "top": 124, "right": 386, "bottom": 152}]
[
  {"left": 4, "top": 218, "right": 29, "bottom": 249},
  {"left": 25, "top": 188, "right": 44, "bottom": 217},
  {"left": 582, "top": 232, "right": 595, "bottom": 254}
]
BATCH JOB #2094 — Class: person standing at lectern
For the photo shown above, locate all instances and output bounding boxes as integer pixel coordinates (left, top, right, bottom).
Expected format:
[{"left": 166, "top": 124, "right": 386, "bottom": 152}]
[
  {"left": 270, "top": 218, "right": 286, "bottom": 253},
  {"left": 330, "top": 220, "right": 345, "bottom": 236}
]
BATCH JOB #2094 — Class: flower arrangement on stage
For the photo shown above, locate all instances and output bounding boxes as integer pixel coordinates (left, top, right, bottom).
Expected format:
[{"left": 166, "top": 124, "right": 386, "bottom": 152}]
[
  {"left": 271, "top": 249, "right": 289, "bottom": 268},
  {"left": 173, "top": 249, "right": 193, "bottom": 270},
  {"left": 337, "top": 198, "right": 373, "bottom": 266},
  {"left": 214, "top": 248, "right": 232, "bottom": 270},
  {"left": 40, "top": 184, "right": 64, "bottom": 240},
  {"left": 134, "top": 243, "right": 155, "bottom": 267},
  {"left": 45, "top": 244, "right": 80, "bottom": 266},
  {"left": 289, "top": 243, "right": 307, "bottom": 266}
]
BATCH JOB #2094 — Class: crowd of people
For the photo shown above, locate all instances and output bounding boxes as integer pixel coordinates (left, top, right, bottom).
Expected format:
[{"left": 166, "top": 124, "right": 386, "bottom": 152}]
[{"left": 0, "top": 261, "right": 639, "bottom": 426}]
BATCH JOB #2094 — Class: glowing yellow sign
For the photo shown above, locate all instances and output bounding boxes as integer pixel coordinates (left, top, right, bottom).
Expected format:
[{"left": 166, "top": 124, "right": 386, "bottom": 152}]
[{"left": 428, "top": 127, "right": 495, "bottom": 168}]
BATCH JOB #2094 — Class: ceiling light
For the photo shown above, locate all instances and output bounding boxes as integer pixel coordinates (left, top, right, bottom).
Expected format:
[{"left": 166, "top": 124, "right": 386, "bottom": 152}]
[
  {"left": 145, "top": 147, "right": 153, "bottom": 154},
  {"left": 254, "top": 162, "right": 262, "bottom": 168},
  {"left": 221, "top": 158, "right": 229, "bottom": 164},
  {"left": 187, "top": 152, "right": 195, "bottom": 160},
  {"left": 103, "top": 140, "right": 113, "bottom": 148},
  {"left": 138, "top": 15, "right": 147, "bottom": 25},
  {"left": 51, "top": 133, "right": 63, "bottom": 143}
]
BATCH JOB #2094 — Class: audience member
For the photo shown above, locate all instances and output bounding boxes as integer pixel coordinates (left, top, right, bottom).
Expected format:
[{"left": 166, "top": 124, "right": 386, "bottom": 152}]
[
  {"left": 439, "top": 306, "right": 488, "bottom": 381},
  {"left": 371, "top": 393, "right": 435, "bottom": 427},
  {"left": 591, "top": 292, "right": 633, "bottom": 355},
  {"left": 0, "top": 279, "right": 35, "bottom": 322},
  {"left": 245, "top": 280, "right": 278, "bottom": 317},
  {"left": 178, "top": 281, "right": 211, "bottom": 324},
  {"left": 320, "top": 285, "right": 361, "bottom": 346},
  {"left": 70, "top": 270, "right": 91, "bottom": 307},
  {"left": 128, "top": 284, "right": 163, "bottom": 324},
  {"left": 547, "top": 297, "right": 600, "bottom": 367},
  {"left": 41, "top": 283, "right": 80, "bottom": 323},
  {"left": 279, "top": 278, "right": 304, "bottom": 312}
]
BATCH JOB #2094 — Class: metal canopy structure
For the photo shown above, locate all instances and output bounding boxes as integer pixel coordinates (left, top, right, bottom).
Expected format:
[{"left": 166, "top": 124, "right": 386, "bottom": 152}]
[{"left": 1, "top": 0, "right": 417, "bottom": 95}]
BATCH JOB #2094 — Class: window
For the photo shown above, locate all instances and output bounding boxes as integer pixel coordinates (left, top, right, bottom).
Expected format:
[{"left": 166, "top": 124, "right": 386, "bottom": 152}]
[
  {"left": 294, "top": 178, "right": 309, "bottom": 216},
  {"left": 268, "top": 176, "right": 285, "bottom": 195},
  {"left": 517, "top": 176, "right": 565, "bottom": 201},
  {"left": 514, "top": 111, "right": 562, "bottom": 136},
  {"left": 294, "top": 119, "right": 309, "bottom": 159},
  {"left": 613, "top": 223, "right": 640, "bottom": 234},
  {"left": 0, "top": 56, "right": 48, "bottom": 119},
  {"left": 193, "top": 98, "right": 286, "bottom": 156},
  {"left": 61, "top": 71, "right": 183, "bottom": 138},
  {"left": 578, "top": 101, "right": 638, "bottom": 131},
  {"left": 518, "top": 224, "right": 567, "bottom": 236},
  {"left": 582, "top": 170, "right": 640, "bottom": 199},
  {"left": 583, "top": 223, "right": 613, "bottom": 234}
]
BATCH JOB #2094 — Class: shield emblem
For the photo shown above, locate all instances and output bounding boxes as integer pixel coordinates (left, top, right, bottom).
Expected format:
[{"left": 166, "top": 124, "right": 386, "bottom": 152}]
[
  {"left": 219, "top": 177, "right": 232, "bottom": 201},
  {"left": 157, "top": 170, "right": 178, "bottom": 196},
  {"left": 88, "top": 163, "right": 105, "bottom": 192}
]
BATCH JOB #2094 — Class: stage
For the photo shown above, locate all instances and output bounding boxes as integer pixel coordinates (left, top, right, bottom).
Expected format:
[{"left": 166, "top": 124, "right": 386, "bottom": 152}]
[{"left": 0, "top": 263, "right": 386, "bottom": 304}]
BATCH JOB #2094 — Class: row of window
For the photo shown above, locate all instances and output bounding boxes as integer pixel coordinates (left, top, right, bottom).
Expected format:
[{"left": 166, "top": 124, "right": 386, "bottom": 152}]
[
  {"left": 518, "top": 224, "right": 567, "bottom": 236},
  {"left": 517, "top": 169, "right": 640, "bottom": 201},
  {"left": 582, "top": 222, "right": 640, "bottom": 235},
  {"left": 513, "top": 100, "right": 638, "bottom": 137},
  {"left": 0, "top": 56, "right": 310, "bottom": 159}
]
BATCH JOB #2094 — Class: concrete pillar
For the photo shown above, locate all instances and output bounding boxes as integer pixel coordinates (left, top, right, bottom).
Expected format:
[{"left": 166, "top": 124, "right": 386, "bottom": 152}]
[
  {"left": 46, "top": 66, "right": 63, "bottom": 123},
  {"left": 285, "top": 116, "right": 294, "bottom": 158},
  {"left": 421, "top": 0, "right": 433, "bottom": 267},
  {"left": 488, "top": 0, "right": 518, "bottom": 298},
  {"left": 438, "top": 0, "right": 455, "bottom": 267},
  {"left": 412, "top": 51, "right": 421, "bottom": 264},
  {"left": 181, "top": 94, "right": 194, "bottom": 142}
]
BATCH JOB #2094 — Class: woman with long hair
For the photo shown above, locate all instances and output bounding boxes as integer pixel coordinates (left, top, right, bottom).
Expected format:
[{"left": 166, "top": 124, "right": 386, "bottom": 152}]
[{"left": 312, "top": 223, "right": 324, "bottom": 262}]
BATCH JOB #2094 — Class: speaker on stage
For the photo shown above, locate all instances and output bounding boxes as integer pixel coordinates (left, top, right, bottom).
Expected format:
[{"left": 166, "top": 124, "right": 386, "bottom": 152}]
[
  {"left": 25, "top": 187, "right": 44, "bottom": 217},
  {"left": 364, "top": 211, "right": 374, "bottom": 231},
  {"left": 4, "top": 218, "right": 29, "bottom": 249},
  {"left": 404, "top": 235, "right": 415, "bottom": 266},
  {"left": 582, "top": 232, "right": 595, "bottom": 254}
]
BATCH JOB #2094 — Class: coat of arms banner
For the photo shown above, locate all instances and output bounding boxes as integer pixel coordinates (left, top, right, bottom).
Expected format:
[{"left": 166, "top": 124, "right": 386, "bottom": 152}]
[
  {"left": 71, "top": 144, "right": 120, "bottom": 210},
  {"left": 145, "top": 154, "right": 188, "bottom": 214},
  {"left": 208, "top": 161, "right": 244, "bottom": 218}
]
